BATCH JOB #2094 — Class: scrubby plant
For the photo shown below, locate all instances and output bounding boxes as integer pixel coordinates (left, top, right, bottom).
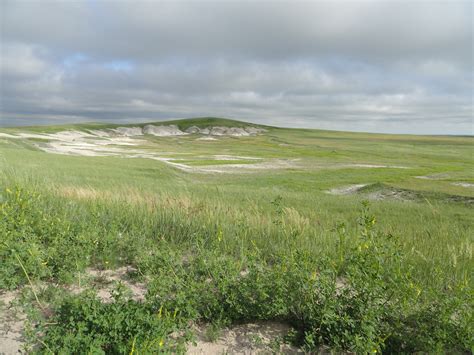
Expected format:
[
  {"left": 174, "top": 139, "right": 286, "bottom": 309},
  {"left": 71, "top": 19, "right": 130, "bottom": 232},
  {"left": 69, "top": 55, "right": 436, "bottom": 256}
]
[
  {"left": 2, "top": 185, "right": 472, "bottom": 353},
  {"left": 33, "top": 287, "right": 188, "bottom": 354}
]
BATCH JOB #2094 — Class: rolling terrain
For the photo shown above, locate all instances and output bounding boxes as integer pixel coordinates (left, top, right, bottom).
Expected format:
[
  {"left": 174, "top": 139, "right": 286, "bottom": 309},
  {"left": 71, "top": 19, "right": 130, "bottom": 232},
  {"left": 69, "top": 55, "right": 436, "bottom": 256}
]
[{"left": 0, "top": 117, "right": 472, "bottom": 353}]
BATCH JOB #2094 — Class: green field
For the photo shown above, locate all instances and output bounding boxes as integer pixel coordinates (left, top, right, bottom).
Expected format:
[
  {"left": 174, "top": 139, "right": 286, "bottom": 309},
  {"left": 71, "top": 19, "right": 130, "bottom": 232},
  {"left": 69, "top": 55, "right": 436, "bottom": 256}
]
[{"left": 1, "top": 117, "right": 472, "bottom": 353}]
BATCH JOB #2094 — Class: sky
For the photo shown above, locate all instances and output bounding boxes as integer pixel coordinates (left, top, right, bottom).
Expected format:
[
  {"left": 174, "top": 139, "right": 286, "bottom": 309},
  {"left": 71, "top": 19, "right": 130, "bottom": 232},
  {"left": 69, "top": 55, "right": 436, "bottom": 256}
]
[{"left": 0, "top": 0, "right": 472, "bottom": 134}]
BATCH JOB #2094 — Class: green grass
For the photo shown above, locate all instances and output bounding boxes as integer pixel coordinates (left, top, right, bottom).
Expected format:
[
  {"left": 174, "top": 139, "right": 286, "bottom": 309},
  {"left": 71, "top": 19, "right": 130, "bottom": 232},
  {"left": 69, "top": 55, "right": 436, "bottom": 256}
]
[{"left": 0, "top": 117, "right": 472, "bottom": 353}]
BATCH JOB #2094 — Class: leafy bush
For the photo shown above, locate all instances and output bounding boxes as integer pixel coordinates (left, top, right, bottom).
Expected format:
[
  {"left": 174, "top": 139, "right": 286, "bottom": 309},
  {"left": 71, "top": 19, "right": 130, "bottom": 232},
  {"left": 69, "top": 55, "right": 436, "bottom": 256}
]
[
  {"left": 2, "top": 186, "right": 472, "bottom": 353},
  {"left": 35, "top": 287, "right": 187, "bottom": 354}
]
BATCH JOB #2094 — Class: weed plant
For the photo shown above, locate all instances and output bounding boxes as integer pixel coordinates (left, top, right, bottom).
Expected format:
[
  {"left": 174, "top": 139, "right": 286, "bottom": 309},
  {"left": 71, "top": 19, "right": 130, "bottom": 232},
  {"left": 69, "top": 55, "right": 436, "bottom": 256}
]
[{"left": 1, "top": 185, "right": 472, "bottom": 353}]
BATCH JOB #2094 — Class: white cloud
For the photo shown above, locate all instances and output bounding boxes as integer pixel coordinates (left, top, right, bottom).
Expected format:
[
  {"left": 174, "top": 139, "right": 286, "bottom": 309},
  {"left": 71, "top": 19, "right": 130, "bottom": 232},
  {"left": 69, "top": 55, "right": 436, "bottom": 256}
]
[{"left": 0, "top": 0, "right": 472, "bottom": 134}]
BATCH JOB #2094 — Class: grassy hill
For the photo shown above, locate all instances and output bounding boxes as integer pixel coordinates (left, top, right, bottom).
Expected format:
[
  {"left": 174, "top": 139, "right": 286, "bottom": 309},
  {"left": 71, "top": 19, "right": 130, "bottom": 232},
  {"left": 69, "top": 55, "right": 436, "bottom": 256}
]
[
  {"left": 0, "top": 118, "right": 472, "bottom": 353},
  {"left": 0, "top": 117, "right": 269, "bottom": 133}
]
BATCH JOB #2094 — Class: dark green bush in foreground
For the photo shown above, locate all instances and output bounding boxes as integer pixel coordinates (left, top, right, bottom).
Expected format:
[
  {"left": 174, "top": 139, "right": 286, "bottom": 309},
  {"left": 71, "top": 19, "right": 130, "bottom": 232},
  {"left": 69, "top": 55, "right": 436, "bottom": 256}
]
[{"left": 1, "top": 186, "right": 472, "bottom": 353}]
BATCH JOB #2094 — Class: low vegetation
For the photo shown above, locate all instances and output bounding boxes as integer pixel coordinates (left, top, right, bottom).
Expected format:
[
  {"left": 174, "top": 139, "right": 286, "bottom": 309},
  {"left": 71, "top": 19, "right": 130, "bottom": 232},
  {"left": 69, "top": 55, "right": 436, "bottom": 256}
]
[{"left": 0, "top": 118, "right": 472, "bottom": 353}]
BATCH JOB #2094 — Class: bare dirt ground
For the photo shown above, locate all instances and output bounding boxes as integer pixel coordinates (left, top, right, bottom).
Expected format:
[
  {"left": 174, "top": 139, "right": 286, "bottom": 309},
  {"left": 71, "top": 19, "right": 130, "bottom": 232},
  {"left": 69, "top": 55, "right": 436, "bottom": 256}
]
[
  {"left": 68, "top": 266, "right": 147, "bottom": 303},
  {"left": 415, "top": 173, "right": 450, "bottom": 180},
  {"left": 451, "top": 182, "right": 474, "bottom": 188},
  {"left": 187, "top": 322, "right": 302, "bottom": 354},
  {"left": 2, "top": 128, "right": 281, "bottom": 174},
  {"left": 1, "top": 269, "right": 302, "bottom": 354},
  {"left": 327, "top": 184, "right": 368, "bottom": 195},
  {"left": 0, "top": 290, "right": 25, "bottom": 354},
  {"left": 326, "top": 184, "right": 416, "bottom": 201},
  {"left": 0, "top": 266, "right": 146, "bottom": 354}
]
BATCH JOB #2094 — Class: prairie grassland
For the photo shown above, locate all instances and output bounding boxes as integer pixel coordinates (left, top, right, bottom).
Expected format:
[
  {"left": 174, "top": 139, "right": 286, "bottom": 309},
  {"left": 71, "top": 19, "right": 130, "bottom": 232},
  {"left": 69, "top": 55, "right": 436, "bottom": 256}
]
[{"left": 0, "top": 118, "right": 472, "bottom": 353}]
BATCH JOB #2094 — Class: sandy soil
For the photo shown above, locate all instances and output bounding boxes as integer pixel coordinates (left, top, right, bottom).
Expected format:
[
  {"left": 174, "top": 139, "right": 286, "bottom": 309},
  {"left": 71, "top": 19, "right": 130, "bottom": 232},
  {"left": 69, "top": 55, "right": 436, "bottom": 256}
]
[
  {"left": 1, "top": 128, "right": 277, "bottom": 173},
  {"left": 0, "top": 289, "right": 304, "bottom": 355},
  {"left": 1, "top": 269, "right": 303, "bottom": 354},
  {"left": 415, "top": 173, "right": 450, "bottom": 180},
  {"left": 342, "top": 164, "right": 409, "bottom": 169},
  {"left": 191, "top": 159, "right": 298, "bottom": 173},
  {"left": 0, "top": 290, "right": 25, "bottom": 354},
  {"left": 452, "top": 182, "right": 474, "bottom": 188},
  {"left": 196, "top": 137, "right": 217, "bottom": 141},
  {"left": 213, "top": 155, "right": 262, "bottom": 161},
  {"left": 327, "top": 184, "right": 368, "bottom": 195},
  {"left": 187, "top": 321, "right": 301, "bottom": 354},
  {"left": 69, "top": 266, "right": 147, "bottom": 303},
  {"left": 0, "top": 133, "right": 17, "bottom": 139},
  {"left": 186, "top": 126, "right": 267, "bottom": 136}
]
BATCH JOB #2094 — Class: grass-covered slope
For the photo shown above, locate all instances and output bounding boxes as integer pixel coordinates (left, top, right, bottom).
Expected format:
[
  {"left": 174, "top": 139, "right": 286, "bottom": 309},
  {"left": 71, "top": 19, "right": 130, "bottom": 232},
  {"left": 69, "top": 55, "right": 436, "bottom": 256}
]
[
  {"left": 0, "top": 116, "right": 267, "bottom": 133},
  {"left": 0, "top": 118, "right": 473, "bottom": 353}
]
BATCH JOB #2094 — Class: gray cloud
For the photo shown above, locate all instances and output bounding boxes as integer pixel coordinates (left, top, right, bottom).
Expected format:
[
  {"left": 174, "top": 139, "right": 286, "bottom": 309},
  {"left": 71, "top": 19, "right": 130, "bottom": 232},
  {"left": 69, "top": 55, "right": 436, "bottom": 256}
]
[{"left": 0, "top": 0, "right": 472, "bottom": 134}]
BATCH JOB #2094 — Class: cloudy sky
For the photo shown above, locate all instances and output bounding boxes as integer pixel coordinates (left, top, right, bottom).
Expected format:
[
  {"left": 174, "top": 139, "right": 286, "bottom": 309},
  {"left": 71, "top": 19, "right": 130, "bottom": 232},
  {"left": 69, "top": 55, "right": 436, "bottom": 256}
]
[{"left": 0, "top": 0, "right": 472, "bottom": 134}]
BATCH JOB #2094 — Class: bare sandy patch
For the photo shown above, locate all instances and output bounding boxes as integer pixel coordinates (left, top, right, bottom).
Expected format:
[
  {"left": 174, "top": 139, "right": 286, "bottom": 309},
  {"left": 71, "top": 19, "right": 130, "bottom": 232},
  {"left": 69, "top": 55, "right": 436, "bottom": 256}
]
[
  {"left": 415, "top": 173, "right": 450, "bottom": 180},
  {"left": 327, "top": 184, "right": 416, "bottom": 201},
  {"left": 0, "top": 132, "right": 17, "bottom": 138},
  {"left": 213, "top": 155, "right": 262, "bottom": 161},
  {"left": 196, "top": 137, "right": 217, "bottom": 141},
  {"left": 366, "top": 188, "right": 416, "bottom": 201},
  {"left": 188, "top": 321, "right": 301, "bottom": 354},
  {"left": 143, "top": 125, "right": 188, "bottom": 136},
  {"left": 343, "top": 164, "right": 409, "bottom": 169},
  {"left": 69, "top": 266, "right": 147, "bottom": 303},
  {"left": 186, "top": 126, "right": 266, "bottom": 137},
  {"left": 191, "top": 159, "right": 297, "bottom": 173},
  {"left": 4, "top": 128, "right": 289, "bottom": 174},
  {"left": 327, "top": 184, "right": 368, "bottom": 195},
  {"left": 113, "top": 127, "right": 143, "bottom": 136},
  {"left": 0, "top": 290, "right": 26, "bottom": 354},
  {"left": 452, "top": 182, "right": 474, "bottom": 188}
]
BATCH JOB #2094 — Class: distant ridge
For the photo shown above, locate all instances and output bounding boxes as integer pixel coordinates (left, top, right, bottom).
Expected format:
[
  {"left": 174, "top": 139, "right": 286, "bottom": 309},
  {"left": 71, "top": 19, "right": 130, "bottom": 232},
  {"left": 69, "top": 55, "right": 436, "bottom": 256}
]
[{"left": 0, "top": 117, "right": 274, "bottom": 131}]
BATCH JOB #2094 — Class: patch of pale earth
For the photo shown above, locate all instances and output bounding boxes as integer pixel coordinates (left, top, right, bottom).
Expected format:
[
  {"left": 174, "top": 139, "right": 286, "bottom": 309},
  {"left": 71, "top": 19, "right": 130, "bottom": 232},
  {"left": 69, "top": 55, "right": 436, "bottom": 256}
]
[
  {"left": 6, "top": 128, "right": 279, "bottom": 173},
  {"left": 113, "top": 127, "right": 143, "bottom": 136},
  {"left": 185, "top": 126, "right": 201, "bottom": 134},
  {"left": 16, "top": 133, "right": 51, "bottom": 140},
  {"left": 415, "top": 173, "right": 450, "bottom": 180},
  {"left": 208, "top": 127, "right": 228, "bottom": 136},
  {"left": 344, "top": 164, "right": 409, "bottom": 169},
  {"left": 367, "top": 189, "right": 415, "bottom": 201},
  {"left": 69, "top": 267, "right": 146, "bottom": 303},
  {"left": 196, "top": 137, "right": 217, "bottom": 141},
  {"left": 213, "top": 155, "right": 262, "bottom": 161},
  {"left": 88, "top": 129, "right": 113, "bottom": 137},
  {"left": 193, "top": 159, "right": 297, "bottom": 173},
  {"left": 452, "top": 182, "right": 474, "bottom": 188},
  {"left": 143, "top": 125, "right": 188, "bottom": 136},
  {"left": 41, "top": 142, "right": 125, "bottom": 157},
  {"left": 327, "top": 184, "right": 368, "bottom": 195},
  {"left": 244, "top": 126, "right": 267, "bottom": 135},
  {"left": 186, "top": 126, "right": 266, "bottom": 136},
  {"left": 188, "top": 321, "right": 301, "bottom": 354},
  {"left": 225, "top": 127, "right": 250, "bottom": 136},
  {"left": 49, "top": 130, "right": 95, "bottom": 140},
  {"left": 0, "top": 133, "right": 17, "bottom": 138},
  {"left": 0, "top": 290, "right": 26, "bottom": 354},
  {"left": 91, "top": 137, "right": 144, "bottom": 146}
]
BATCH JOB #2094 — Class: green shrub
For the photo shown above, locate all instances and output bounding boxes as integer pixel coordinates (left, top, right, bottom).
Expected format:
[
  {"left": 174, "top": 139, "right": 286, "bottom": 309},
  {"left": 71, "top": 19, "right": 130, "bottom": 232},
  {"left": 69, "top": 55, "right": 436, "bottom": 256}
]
[{"left": 2, "top": 186, "right": 471, "bottom": 353}]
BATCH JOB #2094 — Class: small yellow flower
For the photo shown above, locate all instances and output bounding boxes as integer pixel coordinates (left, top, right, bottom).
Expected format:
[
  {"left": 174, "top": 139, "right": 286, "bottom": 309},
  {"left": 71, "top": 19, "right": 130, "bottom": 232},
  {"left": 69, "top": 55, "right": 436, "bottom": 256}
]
[{"left": 159, "top": 339, "right": 164, "bottom": 347}]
